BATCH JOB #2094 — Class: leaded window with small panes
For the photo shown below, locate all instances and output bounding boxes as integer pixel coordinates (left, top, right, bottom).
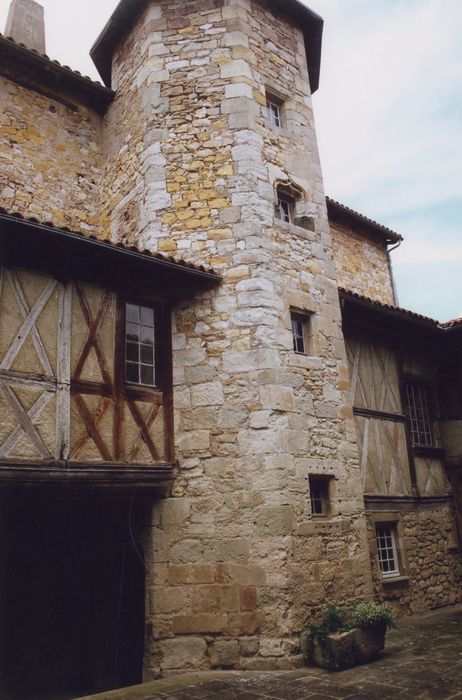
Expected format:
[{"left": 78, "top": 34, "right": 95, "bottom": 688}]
[
  {"left": 125, "top": 303, "right": 156, "bottom": 387},
  {"left": 404, "top": 380, "right": 434, "bottom": 447},
  {"left": 376, "top": 525, "right": 400, "bottom": 578}
]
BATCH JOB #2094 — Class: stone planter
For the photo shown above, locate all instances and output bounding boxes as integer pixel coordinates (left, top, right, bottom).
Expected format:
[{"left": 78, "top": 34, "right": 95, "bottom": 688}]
[{"left": 309, "top": 622, "right": 387, "bottom": 670}]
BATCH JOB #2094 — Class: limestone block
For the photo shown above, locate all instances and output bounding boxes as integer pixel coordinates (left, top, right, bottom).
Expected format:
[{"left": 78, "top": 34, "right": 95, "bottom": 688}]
[
  {"left": 210, "top": 640, "right": 240, "bottom": 668},
  {"left": 160, "top": 637, "right": 207, "bottom": 670},
  {"left": 216, "top": 538, "right": 249, "bottom": 559},
  {"left": 150, "top": 586, "right": 189, "bottom": 614},
  {"left": 172, "top": 613, "right": 227, "bottom": 634},
  {"left": 168, "top": 564, "right": 215, "bottom": 585},
  {"left": 177, "top": 430, "right": 210, "bottom": 452},
  {"left": 220, "top": 59, "right": 253, "bottom": 79},
  {"left": 192, "top": 584, "right": 239, "bottom": 613},
  {"left": 255, "top": 506, "right": 295, "bottom": 536},
  {"left": 191, "top": 381, "right": 225, "bottom": 406},
  {"left": 259, "top": 385, "right": 295, "bottom": 412},
  {"left": 160, "top": 499, "right": 191, "bottom": 525},
  {"left": 223, "top": 349, "right": 281, "bottom": 373}
]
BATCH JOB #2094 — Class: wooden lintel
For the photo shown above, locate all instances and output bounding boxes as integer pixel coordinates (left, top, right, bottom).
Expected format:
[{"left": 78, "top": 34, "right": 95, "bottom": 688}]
[{"left": 353, "top": 407, "right": 407, "bottom": 423}]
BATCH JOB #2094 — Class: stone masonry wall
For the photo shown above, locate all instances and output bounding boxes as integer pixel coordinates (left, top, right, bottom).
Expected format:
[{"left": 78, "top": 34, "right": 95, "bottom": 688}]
[
  {"left": 0, "top": 75, "right": 102, "bottom": 233},
  {"left": 102, "top": 0, "right": 374, "bottom": 677},
  {"left": 367, "top": 505, "right": 462, "bottom": 615},
  {"left": 330, "top": 217, "right": 395, "bottom": 304}
]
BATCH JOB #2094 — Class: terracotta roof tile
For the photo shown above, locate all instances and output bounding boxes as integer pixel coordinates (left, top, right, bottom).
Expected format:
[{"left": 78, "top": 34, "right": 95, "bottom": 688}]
[
  {"left": 339, "top": 288, "right": 439, "bottom": 326},
  {"left": 0, "top": 207, "right": 219, "bottom": 279},
  {"left": 0, "top": 32, "right": 110, "bottom": 91},
  {"left": 327, "top": 197, "right": 403, "bottom": 244}
]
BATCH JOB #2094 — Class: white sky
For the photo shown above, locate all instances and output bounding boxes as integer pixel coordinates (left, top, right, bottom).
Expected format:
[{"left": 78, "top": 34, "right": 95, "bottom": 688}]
[{"left": 1, "top": 0, "right": 461, "bottom": 321}]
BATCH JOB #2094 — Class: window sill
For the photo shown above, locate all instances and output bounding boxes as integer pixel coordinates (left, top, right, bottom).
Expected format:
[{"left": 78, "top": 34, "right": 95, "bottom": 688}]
[
  {"left": 382, "top": 575, "right": 409, "bottom": 587},
  {"left": 274, "top": 219, "right": 315, "bottom": 240},
  {"left": 413, "top": 446, "right": 445, "bottom": 458},
  {"left": 288, "top": 352, "right": 321, "bottom": 370}
]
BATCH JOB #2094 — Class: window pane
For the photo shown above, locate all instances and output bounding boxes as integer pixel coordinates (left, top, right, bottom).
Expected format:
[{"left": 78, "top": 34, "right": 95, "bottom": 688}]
[
  {"left": 126, "top": 363, "right": 139, "bottom": 383},
  {"left": 126, "top": 322, "right": 139, "bottom": 342},
  {"left": 141, "top": 366, "right": 154, "bottom": 386},
  {"left": 141, "top": 325, "right": 154, "bottom": 345},
  {"left": 126, "top": 343, "right": 139, "bottom": 362},
  {"left": 141, "top": 306, "right": 154, "bottom": 326},
  {"left": 141, "top": 345, "right": 154, "bottom": 365},
  {"left": 126, "top": 304, "right": 139, "bottom": 323}
]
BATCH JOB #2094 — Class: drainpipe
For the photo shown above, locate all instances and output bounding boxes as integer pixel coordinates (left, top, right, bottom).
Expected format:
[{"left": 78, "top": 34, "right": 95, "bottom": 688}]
[{"left": 387, "top": 239, "right": 402, "bottom": 306}]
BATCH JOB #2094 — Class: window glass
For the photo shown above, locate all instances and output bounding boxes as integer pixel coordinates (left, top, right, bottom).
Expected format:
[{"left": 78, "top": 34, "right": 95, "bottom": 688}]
[
  {"left": 267, "top": 100, "right": 281, "bottom": 127},
  {"left": 376, "top": 525, "right": 400, "bottom": 578},
  {"left": 405, "top": 381, "right": 433, "bottom": 447},
  {"left": 125, "top": 303, "right": 156, "bottom": 387},
  {"left": 309, "top": 475, "right": 331, "bottom": 516},
  {"left": 291, "top": 312, "right": 311, "bottom": 354}
]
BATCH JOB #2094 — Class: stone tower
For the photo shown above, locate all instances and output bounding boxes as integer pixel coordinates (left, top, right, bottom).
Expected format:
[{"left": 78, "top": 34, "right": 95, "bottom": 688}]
[{"left": 92, "top": 0, "right": 373, "bottom": 675}]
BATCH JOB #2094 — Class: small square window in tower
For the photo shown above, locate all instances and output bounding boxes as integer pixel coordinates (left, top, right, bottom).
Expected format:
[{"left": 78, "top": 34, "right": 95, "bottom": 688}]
[
  {"left": 291, "top": 312, "right": 312, "bottom": 354},
  {"left": 125, "top": 302, "right": 156, "bottom": 387},
  {"left": 375, "top": 524, "right": 400, "bottom": 578},
  {"left": 404, "top": 379, "right": 434, "bottom": 447},
  {"left": 309, "top": 475, "right": 331, "bottom": 516}
]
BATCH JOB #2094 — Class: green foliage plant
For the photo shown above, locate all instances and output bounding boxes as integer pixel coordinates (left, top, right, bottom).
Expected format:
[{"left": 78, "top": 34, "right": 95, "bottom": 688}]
[
  {"left": 351, "top": 601, "right": 395, "bottom": 629},
  {"left": 301, "top": 601, "right": 395, "bottom": 667}
]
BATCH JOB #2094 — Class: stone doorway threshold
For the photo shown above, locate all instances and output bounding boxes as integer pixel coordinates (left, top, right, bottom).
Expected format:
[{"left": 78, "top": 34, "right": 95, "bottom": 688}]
[{"left": 78, "top": 605, "right": 462, "bottom": 700}]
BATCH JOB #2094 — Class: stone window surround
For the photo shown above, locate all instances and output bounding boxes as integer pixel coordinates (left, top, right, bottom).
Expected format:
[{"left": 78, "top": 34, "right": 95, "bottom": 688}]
[
  {"left": 368, "top": 512, "right": 410, "bottom": 589},
  {"left": 264, "top": 86, "right": 287, "bottom": 131},
  {"left": 309, "top": 474, "right": 334, "bottom": 517},
  {"left": 291, "top": 308, "right": 313, "bottom": 355},
  {"left": 273, "top": 180, "right": 316, "bottom": 235}
]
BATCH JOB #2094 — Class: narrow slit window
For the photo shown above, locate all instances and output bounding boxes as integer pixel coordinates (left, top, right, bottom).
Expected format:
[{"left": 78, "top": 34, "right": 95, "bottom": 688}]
[
  {"left": 125, "top": 302, "right": 156, "bottom": 387},
  {"left": 291, "top": 312, "right": 311, "bottom": 354},
  {"left": 309, "top": 475, "right": 331, "bottom": 516},
  {"left": 404, "top": 380, "right": 433, "bottom": 447},
  {"left": 276, "top": 195, "right": 294, "bottom": 224},
  {"left": 376, "top": 525, "right": 400, "bottom": 578},
  {"left": 267, "top": 99, "right": 282, "bottom": 128}
]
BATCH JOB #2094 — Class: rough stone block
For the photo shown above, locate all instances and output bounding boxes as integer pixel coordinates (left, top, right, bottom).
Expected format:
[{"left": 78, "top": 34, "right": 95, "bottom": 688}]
[
  {"left": 210, "top": 639, "right": 240, "bottom": 668},
  {"left": 160, "top": 637, "right": 207, "bottom": 670},
  {"left": 172, "top": 613, "right": 228, "bottom": 634}
]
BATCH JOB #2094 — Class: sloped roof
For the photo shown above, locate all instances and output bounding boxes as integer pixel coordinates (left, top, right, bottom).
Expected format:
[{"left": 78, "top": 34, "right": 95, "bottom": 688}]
[
  {"left": 0, "top": 208, "right": 221, "bottom": 291},
  {"left": 327, "top": 197, "right": 402, "bottom": 245},
  {"left": 339, "top": 288, "right": 462, "bottom": 332},
  {"left": 0, "top": 33, "right": 113, "bottom": 114},
  {"left": 91, "top": 0, "right": 323, "bottom": 92},
  {"left": 339, "top": 288, "right": 439, "bottom": 327}
]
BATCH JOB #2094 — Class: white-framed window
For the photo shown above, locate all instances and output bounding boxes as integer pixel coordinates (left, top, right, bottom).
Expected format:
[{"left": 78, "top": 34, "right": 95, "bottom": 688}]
[
  {"left": 309, "top": 475, "right": 331, "bottom": 516},
  {"left": 125, "top": 302, "right": 156, "bottom": 387},
  {"left": 276, "top": 194, "right": 294, "bottom": 224},
  {"left": 376, "top": 524, "right": 400, "bottom": 578},
  {"left": 291, "top": 312, "right": 311, "bottom": 354},
  {"left": 267, "top": 99, "right": 281, "bottom": 128}
]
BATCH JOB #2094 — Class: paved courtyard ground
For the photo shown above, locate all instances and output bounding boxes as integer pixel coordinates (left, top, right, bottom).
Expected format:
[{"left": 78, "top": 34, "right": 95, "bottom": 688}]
[{"left": 82, "top": 605, "right": 462, "bottom": 700}]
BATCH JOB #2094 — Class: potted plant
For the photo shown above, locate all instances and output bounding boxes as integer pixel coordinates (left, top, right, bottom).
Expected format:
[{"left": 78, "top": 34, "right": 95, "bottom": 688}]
[{"left": 301, "top": 602, "right": 395, "bottom": 671}]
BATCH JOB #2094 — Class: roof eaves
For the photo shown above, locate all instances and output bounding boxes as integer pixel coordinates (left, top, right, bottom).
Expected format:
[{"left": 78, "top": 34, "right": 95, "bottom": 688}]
[
  {"left": 90, "top": 0, "right": 323, "bottom": 93},
  {"left": 339, "top": 288, "right": 439, "bottom": 327},
  {"left": 0, "top": 208, "right": 221, "bottom": 283},
  {"left": 327, "top": 197, "right": 403, "bottom": 245},
  {"left": 0, "top": 33, "right": 114, "bottom": 113}
]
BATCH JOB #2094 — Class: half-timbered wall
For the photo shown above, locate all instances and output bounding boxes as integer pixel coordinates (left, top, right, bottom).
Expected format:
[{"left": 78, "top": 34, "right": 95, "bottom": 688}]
[
  {"left": 0, "top": 265, "right": 169, "bottom": 467},
  {"left": 346, "top": 336, "right": 412, "bottom": 496}
]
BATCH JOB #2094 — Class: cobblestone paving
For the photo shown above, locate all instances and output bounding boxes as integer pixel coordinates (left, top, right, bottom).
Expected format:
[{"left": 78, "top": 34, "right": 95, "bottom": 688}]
[{"left": 84, "top": 606, "right": 462, "bottom": 700}]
